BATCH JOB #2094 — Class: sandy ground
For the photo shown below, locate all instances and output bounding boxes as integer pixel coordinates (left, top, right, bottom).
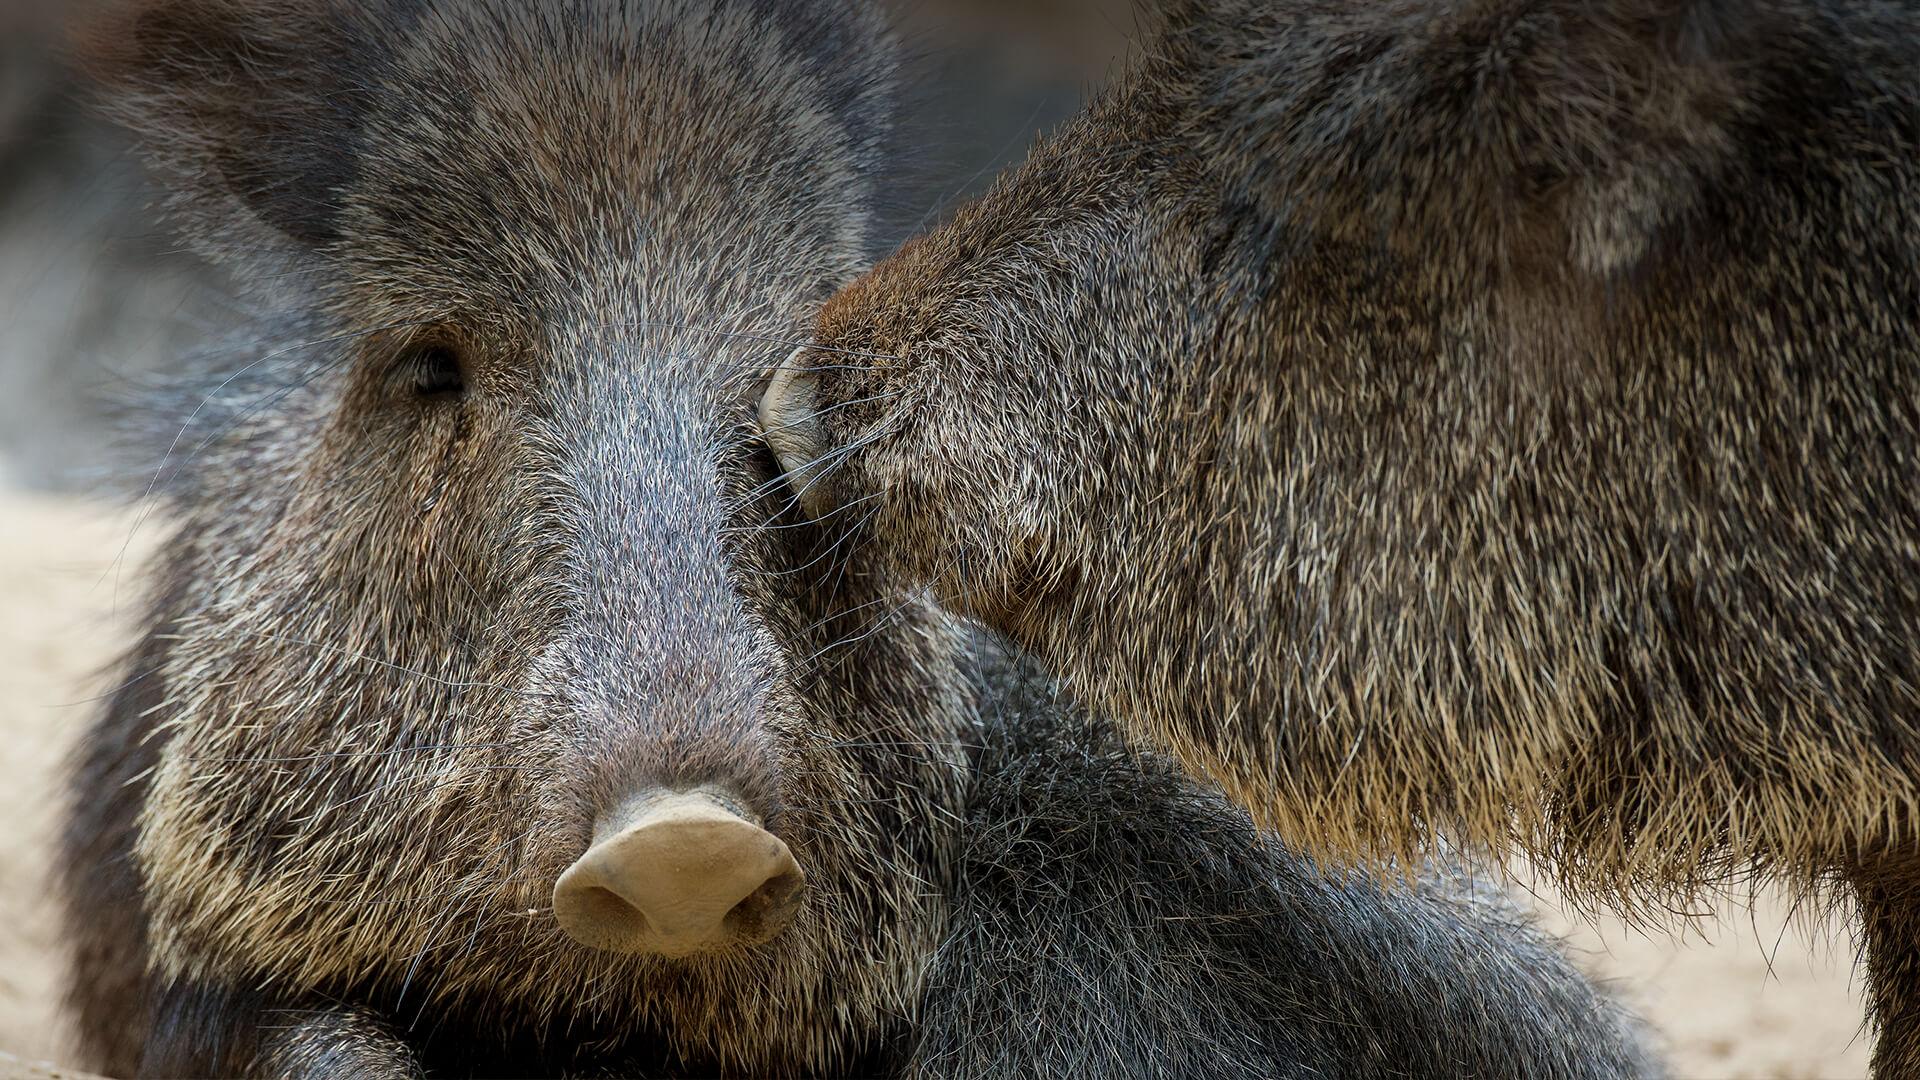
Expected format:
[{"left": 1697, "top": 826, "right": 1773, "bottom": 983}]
[
  {"left": 0, "top": 491, "right": 157, "bottom": 1071},
  {"left": 0, "top": 487, "right": 1873, "bottom": 1077}
]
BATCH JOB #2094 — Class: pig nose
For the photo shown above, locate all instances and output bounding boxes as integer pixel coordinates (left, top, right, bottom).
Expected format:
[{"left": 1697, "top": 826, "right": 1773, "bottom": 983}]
[
  {"left": 552, "top": 787, "right": 805, "bottom": 957},
  {"left": 757, "top": 352, "right": 826, "bottom": 507}
]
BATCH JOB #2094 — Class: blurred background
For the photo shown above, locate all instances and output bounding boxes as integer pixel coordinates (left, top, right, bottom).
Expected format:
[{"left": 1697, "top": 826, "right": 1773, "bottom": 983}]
[{"left": 0, "top": 1, "right": 1872, "bottom": 1076}]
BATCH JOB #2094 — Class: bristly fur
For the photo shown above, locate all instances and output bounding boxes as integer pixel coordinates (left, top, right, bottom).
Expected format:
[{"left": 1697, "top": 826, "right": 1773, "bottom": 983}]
[
  {"left": 62, "top": 0, "right": 1658, "bottom": 1076},
  {"left": 928, "top": 645, "right": 1661, "bottom": 1080},
  {"left": 768, "top": 0, "right": 1920, "bottom": 1072},
  {"left": 67, "top": 1, "right": 959, "bottom": 1073}
]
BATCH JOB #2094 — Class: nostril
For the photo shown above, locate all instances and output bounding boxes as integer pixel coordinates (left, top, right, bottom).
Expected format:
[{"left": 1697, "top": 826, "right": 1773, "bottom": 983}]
[
  {"left": 571, "top": 884, "right": 652, "bottom": 939},
  {"left": 552, "top": 787, "right": 805, "bottom": 957},
  {"left": 723, "top": 862, "right": 805, "bottom": 940}
]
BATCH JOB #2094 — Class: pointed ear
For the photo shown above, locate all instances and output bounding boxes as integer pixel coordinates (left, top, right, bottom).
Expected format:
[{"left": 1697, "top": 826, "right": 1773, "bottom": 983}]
[
  {"left": 1464, "top": 0, "right": 1758, "bottom": 277},
  {"left": 1182, "top": 0, "right": 1768, "bottom": 280},
  {"left": 79, "top": 0, "right": 389, "bottom": 261}
]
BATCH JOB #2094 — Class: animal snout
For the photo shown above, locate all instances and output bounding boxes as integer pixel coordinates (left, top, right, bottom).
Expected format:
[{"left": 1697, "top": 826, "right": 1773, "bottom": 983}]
[
  {"left": 552, "top": 787, "right": 805, "bottom": 957},
  {"left": 757, "top": 351, "right": 824, "bottom": 502}
]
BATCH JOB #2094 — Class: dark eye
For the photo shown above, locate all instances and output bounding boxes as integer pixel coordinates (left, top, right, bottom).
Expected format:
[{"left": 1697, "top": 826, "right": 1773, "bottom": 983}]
[{"left": 407, "top": 344, "right": 466, "bottom": 399}]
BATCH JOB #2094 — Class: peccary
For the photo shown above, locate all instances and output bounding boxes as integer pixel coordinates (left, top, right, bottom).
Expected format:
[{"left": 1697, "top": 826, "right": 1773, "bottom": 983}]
[
  {"left": 758, "top": 0, "right": 1920, "bottom": 1072},
  {"left": 61, "top": 0, "right": 1658, "bottom": 1075}
]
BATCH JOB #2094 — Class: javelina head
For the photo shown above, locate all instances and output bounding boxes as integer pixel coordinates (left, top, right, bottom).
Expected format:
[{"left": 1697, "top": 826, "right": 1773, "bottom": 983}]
[
  {"left": 90, "top": 0, "right": 968, "bottom": 1068},
  {"left": 757, "top": 0, "right": 1916, "bottom": 873},
  {"left": 760, "top": 0, "right": 1777, "bottom": 624}
]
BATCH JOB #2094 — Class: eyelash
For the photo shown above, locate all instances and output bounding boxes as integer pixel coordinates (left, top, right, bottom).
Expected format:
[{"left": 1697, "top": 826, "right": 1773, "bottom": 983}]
[{"left": 404, "top": 344, "right": 466, "bottom": 399}]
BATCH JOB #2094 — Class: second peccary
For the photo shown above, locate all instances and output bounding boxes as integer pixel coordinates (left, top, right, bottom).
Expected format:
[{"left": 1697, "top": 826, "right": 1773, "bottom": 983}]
[
  {"left": 61, "top": 0, "right": 1656, "bottom": 1075},
  {"left": 762, "top": 0, "right": 1918, "bottom": 1071}
]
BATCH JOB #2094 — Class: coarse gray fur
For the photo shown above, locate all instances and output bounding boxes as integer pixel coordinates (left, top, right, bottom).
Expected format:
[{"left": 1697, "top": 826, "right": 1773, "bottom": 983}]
[
  {"left": 923, "top": 645, "right": 1660, "bottom": 1080},
  {"left": 62, "top": 0, "right": 1658, "bottom": 1076}
]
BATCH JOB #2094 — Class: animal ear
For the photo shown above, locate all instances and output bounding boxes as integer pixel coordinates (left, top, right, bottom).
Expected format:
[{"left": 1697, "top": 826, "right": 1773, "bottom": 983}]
[
  {"left": 79, "top": 0, "right": 384, "bottom": 260},
  {"left": 1182, "top": 0, "right": 1764, "bottom": 280},
  {"left": 1455, "top": 0, "right": 1758, "bottom": 277}
]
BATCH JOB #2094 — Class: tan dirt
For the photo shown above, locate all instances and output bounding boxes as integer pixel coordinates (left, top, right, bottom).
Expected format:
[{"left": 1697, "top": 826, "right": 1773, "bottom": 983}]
[{"left": 0, "top": 487, "right": 1872, "bottom": 1077}]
